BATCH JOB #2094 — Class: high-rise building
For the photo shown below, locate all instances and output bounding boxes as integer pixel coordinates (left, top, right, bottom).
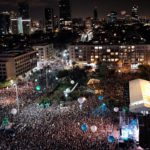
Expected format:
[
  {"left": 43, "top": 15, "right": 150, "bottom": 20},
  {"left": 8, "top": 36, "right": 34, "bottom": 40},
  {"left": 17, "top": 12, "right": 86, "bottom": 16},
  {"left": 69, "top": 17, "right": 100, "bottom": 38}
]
[
  {"left": 10, "top": 19, "right": 18, "bottom": 34},
  {"left": 45, "top": 8, "right": 54, "bottom": 33},
  {"left": 59, "top": 0, "right": 72, "bottom": 30},
  {"left": 11, "top": 17, "right": 31, "bottom": 35},
  {"left": 131, "top": 6, "right": 139, "bottom": 19},
  {"left": 85, "top": 17, "right": 92, "bottom": 30},
  {"left": 0, "top": 12, "right": 10, "bottom": 35},
  {"left": 31, "top": 20, "right": 42, "bottom": 33},
  {"left": 72, "top": 18, "right": 84, "bottom": 32},
  {"left": 93, "top": 7, "right": 98, "bottom": 21},
  {"left": 131, "top": 0, "right": 139, "bottom": 19},
  {"left": 16, "top": 1, "right": 31, "bottom": 34},
  {"left": 107, "top": 11, "right": 118, "bottom": 23},
  {"left": 10, "top": 11, "right": 18, "bottom": 34},
  {"left": 53, "top": 15, "right": 59, "bottom": 31},
  {"left": 18, "top": 1, "right": 30, "bottom": 19}
]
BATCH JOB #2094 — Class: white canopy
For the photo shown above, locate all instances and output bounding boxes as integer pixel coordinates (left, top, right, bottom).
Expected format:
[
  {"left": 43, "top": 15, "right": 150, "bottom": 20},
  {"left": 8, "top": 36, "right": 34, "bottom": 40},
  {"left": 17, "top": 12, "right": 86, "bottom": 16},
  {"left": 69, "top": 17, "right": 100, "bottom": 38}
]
[{"left": 129, "top": 79, "right": 150, "bottom": 113}]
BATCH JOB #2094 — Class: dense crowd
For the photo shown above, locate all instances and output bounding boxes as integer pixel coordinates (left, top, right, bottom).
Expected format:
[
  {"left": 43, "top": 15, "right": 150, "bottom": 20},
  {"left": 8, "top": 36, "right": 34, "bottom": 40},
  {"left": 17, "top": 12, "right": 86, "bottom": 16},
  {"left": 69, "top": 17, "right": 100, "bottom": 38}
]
[
  {"left": 0, "top": 93, "right": 120, "bottom": 150},
  {"left": 0, "top": 82, "right": 42, "bottom": 121},
  {"left": 48, "top": 58, "right": 65, "bottom": 71},
  {"left": 0, "top": 73, "right": 142, "bottom": 150}
]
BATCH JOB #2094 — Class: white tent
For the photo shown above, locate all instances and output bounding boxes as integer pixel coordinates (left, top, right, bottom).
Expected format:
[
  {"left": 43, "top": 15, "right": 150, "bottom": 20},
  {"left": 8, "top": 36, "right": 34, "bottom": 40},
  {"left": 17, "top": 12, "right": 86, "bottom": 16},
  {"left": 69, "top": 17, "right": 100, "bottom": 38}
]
[{"left": 129, "top": 79, "right": 150, "bottom": 113}]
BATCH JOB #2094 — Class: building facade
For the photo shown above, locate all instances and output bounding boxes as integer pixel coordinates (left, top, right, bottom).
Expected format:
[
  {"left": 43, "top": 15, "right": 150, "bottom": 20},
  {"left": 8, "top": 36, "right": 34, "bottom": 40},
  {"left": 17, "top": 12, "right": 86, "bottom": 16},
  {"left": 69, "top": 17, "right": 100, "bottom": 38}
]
[
  {"left": 0, "top": 49, "right": 37, "bottom": 80},
  {"left": 59, "top": 0, "right": 72, "bottom": 30},
  {"left": 68, "top": 44, "right": 150, "bottom": 71},
  {"left": 32, "top": 43, "right": 54, "bottom": 68},
  {"left": 18, "top": 1, "right": 30, "bottom": 19},
  {"left": 0, "top": 12, "right": 10, "bottom": 35},
  {"left": 45, "top": 8, "right": 54, "bottom": 33}
]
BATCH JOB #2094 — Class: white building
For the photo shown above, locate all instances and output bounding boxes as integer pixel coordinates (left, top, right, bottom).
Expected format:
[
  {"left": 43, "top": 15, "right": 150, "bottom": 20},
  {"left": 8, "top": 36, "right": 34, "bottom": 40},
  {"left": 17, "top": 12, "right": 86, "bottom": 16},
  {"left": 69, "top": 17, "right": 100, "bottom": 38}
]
[
  {"left": 129, "top": 79, "right": 150, "bottom": 114},
  {"left": 32, "top": 43, "right": 54, "bottom": 68}
]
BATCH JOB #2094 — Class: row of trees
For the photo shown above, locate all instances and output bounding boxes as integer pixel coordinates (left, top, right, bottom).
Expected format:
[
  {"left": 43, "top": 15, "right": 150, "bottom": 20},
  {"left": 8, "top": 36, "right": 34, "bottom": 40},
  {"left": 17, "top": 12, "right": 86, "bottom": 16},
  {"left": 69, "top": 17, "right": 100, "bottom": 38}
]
[
  {"left": 138, "top": 64, "right": 150, "bottom": 80},
  {"left": 57, "top": 66, "right": 87, "bottom": 85}
]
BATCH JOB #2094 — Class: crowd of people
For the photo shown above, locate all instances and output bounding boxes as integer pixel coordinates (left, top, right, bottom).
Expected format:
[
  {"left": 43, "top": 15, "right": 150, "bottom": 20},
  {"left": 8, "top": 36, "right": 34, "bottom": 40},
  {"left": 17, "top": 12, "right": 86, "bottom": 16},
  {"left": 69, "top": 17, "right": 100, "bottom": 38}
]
[
  {"left": 0, "top": 81, "right": 42, "bottom": 121},
  {"left": 48, "top": 58, "right": 65, "bottom": 72},
  {"left": 0, "top": 92, "right": 121, "bottom": 150},
  {"left": 0, "top": 73, "right": 142, "bottom": 150}
]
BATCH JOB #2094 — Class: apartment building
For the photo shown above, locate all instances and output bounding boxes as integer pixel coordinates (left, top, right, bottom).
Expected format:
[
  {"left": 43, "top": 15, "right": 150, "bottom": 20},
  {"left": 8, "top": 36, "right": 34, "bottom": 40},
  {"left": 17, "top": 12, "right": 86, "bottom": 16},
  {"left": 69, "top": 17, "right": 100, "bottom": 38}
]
[
  {"left": 0, "top": 49, "right": 37, "bottom": 80},
  {"left": 68, "top": 43, "right": 150, "bottom": 71}
]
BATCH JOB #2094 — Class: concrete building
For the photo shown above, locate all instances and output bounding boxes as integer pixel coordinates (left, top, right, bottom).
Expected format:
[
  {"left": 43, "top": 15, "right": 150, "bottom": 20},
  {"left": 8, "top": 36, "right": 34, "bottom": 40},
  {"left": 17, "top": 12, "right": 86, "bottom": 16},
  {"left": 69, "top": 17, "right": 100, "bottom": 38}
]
[
  {"left": 0, "top": 11, "right": 10, "bottom": 35},
  {"left": 10, "top": 1, "right": 31, "bottom": 35},
  {"left": 68, "top": 43, "right": 150, "bottom": 71},
  {"left": 18, "top": 1, "right": 30, "bottom": 19},
  {"left": 107, "top": 11, "right": 118, "bottom": 23},
  {"left": 59, "top": 0, "right": 72, "bottom": 30},
  {"left": 32, "top": 43, "right": 54, "bottom": 68},
  {"left": 45, "top": 8, "right": 54, "bottom": 33},
  {"left": 0, "top": 49, "right": 37, "bottom": 80}
]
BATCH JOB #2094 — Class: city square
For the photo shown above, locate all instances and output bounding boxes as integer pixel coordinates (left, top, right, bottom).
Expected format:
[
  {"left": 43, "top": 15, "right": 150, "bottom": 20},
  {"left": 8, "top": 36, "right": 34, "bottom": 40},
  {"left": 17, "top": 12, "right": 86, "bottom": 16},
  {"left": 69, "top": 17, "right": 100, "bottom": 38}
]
[{"left": 0, "top": 0, "right": 150, "bottom": 149}]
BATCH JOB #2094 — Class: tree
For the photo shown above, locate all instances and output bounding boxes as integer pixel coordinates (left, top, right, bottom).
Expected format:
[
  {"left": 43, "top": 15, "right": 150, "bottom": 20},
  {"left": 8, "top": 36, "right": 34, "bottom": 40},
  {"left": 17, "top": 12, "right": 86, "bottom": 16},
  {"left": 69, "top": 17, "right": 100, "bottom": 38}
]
[
  {"left": 69, "top": 66, "right": 87, "bottom": 85},
  {"left": 138, "top": 64, "right": 150, "bottom": 80},
  {"left": 57, "top": 70, "right": 69, "bottom": 78},
  {"left": 96, "top": 62, "right": 109, "bottom": 78}
]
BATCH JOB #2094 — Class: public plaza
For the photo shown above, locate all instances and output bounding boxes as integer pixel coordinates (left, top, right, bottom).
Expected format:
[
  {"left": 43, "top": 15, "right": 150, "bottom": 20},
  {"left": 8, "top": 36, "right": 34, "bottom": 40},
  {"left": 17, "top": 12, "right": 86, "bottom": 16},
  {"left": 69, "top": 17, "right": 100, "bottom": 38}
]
[
  {"left": 0, "top": 66, "right": 144, "bottom": 150},
  {"left": 0, "top": 0, "right": 150, "bottom": 149}
]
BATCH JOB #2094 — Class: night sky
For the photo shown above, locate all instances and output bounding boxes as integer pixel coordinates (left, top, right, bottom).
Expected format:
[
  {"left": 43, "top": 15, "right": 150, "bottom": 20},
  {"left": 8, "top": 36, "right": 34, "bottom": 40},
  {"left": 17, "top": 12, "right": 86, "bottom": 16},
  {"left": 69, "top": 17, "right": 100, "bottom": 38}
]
[{"left": 0, "top": 0, "right": 149, "bottom": 20}]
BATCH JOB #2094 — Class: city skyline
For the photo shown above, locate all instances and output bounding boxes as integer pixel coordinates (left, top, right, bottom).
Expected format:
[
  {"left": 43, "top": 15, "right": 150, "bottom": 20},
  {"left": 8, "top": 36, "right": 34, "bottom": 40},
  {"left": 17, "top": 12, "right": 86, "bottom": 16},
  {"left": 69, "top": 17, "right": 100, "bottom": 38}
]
[{"left": 0, "top": 0, "right": 149, "bottom": 20}]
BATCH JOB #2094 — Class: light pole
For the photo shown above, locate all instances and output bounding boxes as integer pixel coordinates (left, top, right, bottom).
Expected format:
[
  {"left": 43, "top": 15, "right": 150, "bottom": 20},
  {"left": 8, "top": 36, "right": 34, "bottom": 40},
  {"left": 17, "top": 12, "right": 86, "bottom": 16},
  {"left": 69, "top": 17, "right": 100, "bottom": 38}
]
[
  {"left": 11, "top": 80, "right": 19, "bottom": 113},
  {"left": 46, "top": 69, "right": 51, "bottom": 89},
  {"left": 14, "top": 83, "right": 19, "bottom": 113},
  {"left": 26, "top": 76, "right": 29, "bottom": 88},
  {"left": 46, "top": 69, "right": 48, "bottom": 89}
]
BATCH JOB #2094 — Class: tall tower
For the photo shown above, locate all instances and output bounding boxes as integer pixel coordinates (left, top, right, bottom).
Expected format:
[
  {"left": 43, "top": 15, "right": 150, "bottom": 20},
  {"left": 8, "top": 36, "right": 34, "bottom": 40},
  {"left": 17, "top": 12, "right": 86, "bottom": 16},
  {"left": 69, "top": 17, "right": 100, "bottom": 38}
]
[
  {"left": 131, "top": 0, "right": 139, "bottom": 19},
  {"left": 18, "top": 1, "right": 30, "bottom": 19},
  {"left": 59, "top": 0, "right": 72, "bottom": 30},
  {"left": 0, "top": 12, "right": 10, "bottom": 35},
  {"left": 45, "top": 8, "right": 54, "bottom": 33},
  {"left": 17, "top": 1, "right": 31, "bottom": 34},
  {"left": 93, "top": 7, "right": 98, "bottom": 21}
]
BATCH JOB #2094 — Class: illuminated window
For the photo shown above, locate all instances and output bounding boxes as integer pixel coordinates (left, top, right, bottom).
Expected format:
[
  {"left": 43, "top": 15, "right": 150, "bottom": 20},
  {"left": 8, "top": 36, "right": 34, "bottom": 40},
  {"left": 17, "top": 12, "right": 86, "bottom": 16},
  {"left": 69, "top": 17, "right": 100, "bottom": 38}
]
[
  {"left": 107, "top": 49, "right": 111, "bottom": 52},
  {"left": 95, "top": 46, "right": 98, "bottom": 49},
  {"left": 111, "top": 59, "right": 114, "bottom": 62},
  {"left": 120, "top": 46, "right": 126, "bottom": 49}
]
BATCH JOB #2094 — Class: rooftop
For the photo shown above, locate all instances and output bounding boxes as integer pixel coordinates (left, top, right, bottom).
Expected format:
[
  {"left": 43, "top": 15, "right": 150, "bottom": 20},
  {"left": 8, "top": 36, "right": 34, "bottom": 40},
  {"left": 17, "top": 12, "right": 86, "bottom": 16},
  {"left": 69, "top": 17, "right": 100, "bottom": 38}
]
[{"left": 0, "top": 49, "right": 35, "bottom": 58}]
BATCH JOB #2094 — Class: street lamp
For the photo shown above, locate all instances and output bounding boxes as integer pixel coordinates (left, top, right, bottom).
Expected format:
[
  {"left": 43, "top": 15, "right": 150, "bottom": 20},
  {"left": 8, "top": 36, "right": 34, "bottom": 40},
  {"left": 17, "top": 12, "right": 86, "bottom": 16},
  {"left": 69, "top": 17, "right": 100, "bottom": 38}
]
[
  {"left": 46, "top": 69, "right": 51, "bottom": 89},
  {"left": 11, "top": 80, "right": 19, "bottom": 113},
  {"left": 14, "top": 83, "right": 19, "bottom": 113}
]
